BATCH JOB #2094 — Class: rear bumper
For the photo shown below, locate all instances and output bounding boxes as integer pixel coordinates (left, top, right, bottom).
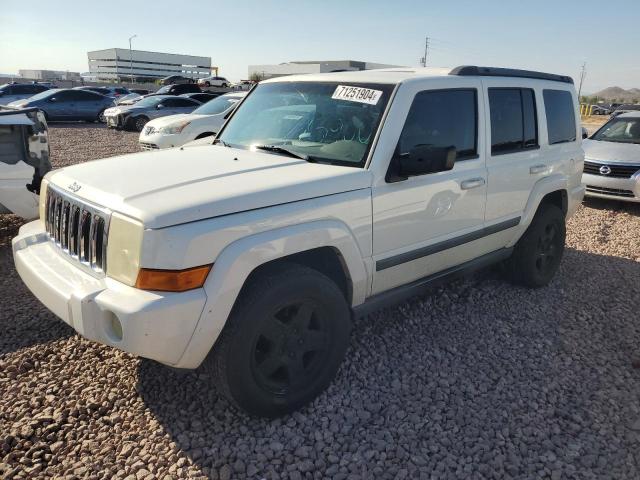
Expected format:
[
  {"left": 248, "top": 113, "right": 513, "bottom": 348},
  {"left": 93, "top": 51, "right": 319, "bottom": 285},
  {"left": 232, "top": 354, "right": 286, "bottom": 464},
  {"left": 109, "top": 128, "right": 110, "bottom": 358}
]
[
  {"left": 12, "top": 221, "right": 207, "bottom": 367},
  {"left": 582, "top": 172, "right": 640, "bottom": 203}
]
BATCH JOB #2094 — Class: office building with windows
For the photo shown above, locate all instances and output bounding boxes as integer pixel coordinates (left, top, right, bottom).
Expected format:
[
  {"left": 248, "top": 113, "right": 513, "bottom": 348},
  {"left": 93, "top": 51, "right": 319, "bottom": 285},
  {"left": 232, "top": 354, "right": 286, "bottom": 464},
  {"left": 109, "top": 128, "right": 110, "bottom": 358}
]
[
  {"left": 87, "top": 49, "right": 212, "bottom": 82},
  {"left": 248, "top": 60, "right": 402, "bottom": 80}
]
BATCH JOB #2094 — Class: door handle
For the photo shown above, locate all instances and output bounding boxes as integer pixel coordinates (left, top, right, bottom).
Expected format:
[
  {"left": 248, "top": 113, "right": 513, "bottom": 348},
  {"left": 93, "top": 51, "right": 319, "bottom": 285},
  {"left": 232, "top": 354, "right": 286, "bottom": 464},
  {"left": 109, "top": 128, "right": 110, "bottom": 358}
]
[
  {"left": 530, "top": 164, "right": 550, "bottom": 175},
  {"left": 460, "top": 178, "right": 486, "bottom": 190}
]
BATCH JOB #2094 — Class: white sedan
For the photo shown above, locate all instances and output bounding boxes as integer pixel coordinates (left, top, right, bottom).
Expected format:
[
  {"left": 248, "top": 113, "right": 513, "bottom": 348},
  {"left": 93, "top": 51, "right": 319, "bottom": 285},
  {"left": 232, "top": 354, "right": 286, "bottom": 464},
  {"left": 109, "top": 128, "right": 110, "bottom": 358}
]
[{"left": 138, "top": 92, "right": 246, "bottom": 150}]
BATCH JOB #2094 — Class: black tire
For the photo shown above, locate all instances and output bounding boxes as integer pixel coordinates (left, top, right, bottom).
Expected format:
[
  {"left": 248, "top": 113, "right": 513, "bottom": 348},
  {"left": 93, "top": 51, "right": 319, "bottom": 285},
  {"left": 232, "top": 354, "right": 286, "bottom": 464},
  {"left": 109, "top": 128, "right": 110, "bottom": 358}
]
[
  {"left": 505, "top": 203, "right": 565, "bottom": 288},
  {"left": 205, "top": 81, "right": 211, "bottom": 87},
  {"left": 96, "top": 109, "right": 106, "bottom": 123},
  {"left": 221, "top": 83, "right": 228, "bottom": 88},
  {"left": 203, "top": 263, "right": 351, "bottom": 417},
  {"left": 131, "top": 115, "right": 149, "bottom": 132}
]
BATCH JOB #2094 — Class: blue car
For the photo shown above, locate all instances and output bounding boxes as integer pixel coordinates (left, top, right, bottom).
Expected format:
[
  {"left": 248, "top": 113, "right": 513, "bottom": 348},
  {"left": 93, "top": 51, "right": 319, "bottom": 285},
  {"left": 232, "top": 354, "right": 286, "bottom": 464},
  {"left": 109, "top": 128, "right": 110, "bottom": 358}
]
[{"left": 7, "top": 88, "right": 115, "bottom": 122}]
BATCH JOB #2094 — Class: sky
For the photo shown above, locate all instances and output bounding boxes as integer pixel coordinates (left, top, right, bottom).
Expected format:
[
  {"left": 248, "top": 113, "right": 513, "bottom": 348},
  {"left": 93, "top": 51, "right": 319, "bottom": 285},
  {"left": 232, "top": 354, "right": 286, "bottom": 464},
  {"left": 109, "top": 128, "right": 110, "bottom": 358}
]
[{"left": 1, "top": 0, "right": 639, "bottom": 94}]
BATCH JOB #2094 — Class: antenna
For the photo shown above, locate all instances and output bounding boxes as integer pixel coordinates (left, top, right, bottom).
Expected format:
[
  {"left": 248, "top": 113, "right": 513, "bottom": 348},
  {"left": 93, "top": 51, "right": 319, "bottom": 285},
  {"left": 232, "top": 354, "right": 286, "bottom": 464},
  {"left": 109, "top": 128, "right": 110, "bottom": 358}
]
[{"left": 420, "top": 36, "right": 430, "bottom": 67}]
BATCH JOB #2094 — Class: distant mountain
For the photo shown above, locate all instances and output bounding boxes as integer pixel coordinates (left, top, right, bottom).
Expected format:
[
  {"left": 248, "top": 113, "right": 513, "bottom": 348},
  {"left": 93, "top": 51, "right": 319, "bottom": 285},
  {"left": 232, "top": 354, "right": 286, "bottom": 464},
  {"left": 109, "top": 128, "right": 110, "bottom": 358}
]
[{"left": 591, "top": 86, "right": 640, "bottom": 102}]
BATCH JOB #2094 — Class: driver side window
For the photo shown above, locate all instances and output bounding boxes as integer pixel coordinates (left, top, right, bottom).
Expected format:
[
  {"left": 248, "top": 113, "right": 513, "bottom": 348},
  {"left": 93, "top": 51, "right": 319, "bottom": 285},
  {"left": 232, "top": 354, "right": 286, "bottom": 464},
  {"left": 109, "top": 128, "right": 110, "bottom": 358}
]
[{"left": 398, "top": 89, "right": 478, "bottom": 160}]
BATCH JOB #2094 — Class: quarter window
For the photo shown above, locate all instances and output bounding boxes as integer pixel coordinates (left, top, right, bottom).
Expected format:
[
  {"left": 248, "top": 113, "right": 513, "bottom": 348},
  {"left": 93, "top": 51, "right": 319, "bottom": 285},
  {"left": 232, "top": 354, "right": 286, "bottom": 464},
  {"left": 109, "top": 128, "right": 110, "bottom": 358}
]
[
  {"left": 543, "top": 89, "right": 576, "bottom": 144},
  {"left": 398, "top": 89, "right": 477, "bottom": 160},
  {"left": 489, "top": 88, "right": 538, "bottom": 155}
]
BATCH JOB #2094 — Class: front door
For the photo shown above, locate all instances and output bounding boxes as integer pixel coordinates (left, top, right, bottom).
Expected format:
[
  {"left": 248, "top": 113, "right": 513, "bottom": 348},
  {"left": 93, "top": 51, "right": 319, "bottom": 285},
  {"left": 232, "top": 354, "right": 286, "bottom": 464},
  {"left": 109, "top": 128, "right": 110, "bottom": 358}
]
[{"left": 371, "top": 83, "right": 488, "bottom": 294}]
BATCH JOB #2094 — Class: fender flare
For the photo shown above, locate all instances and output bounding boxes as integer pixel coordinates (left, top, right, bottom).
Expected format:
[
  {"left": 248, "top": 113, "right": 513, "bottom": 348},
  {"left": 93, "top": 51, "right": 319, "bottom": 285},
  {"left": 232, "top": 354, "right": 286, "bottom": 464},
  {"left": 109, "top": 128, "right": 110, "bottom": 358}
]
[
  {"left": 506, "top": 174, "right": 568, "bottom": 247},
  {"left": 174, "top": 219, "right": 368, "bottom": 369}
]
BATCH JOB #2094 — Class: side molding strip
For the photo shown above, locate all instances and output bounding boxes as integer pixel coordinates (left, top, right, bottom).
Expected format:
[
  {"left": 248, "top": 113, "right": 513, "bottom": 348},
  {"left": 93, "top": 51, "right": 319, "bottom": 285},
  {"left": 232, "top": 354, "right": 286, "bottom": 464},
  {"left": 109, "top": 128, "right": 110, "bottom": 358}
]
[
  {"left": 355, "top": 247, "right": 513, "bottom": 318},
  {"left": 375, "top": 217, "right": 520, "bottom": 272}
]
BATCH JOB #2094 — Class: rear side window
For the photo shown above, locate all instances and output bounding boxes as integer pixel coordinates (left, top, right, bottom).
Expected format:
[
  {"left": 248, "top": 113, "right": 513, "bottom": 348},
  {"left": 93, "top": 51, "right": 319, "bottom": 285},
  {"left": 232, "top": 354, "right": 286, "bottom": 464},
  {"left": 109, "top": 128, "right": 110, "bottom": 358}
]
[
  {"left": 543, "top": 89, "right": 576, "bottom": 144},
  {"left": 398, "top": 89, "right": 477, "bottom": 159},
  {"left": 489, "top": 88, "right": 538, "bottom": 155}
]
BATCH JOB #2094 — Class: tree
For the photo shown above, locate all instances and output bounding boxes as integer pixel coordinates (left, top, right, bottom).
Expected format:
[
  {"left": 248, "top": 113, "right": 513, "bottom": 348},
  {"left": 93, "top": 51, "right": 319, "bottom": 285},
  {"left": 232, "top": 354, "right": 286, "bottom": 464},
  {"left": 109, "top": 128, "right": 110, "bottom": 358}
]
[{"left": 249, "top": 72, "right": 265, "bottom": 82}]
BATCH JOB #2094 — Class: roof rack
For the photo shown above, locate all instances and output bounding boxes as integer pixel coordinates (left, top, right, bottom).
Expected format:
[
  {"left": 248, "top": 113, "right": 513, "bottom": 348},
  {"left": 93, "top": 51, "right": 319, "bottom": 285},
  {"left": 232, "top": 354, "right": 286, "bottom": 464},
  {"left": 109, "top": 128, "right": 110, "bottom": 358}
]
[{"left": 449, "top": 66, "right": 574, "bottom": 84}]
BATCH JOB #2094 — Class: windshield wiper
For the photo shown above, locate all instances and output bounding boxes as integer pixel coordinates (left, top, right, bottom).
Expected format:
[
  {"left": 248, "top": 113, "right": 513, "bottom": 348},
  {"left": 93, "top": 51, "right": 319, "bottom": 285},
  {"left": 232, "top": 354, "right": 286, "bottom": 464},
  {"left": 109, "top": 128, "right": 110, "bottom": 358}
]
[
  {"left": 254, "top": 144, "right": 317, "bottom": 162},
  {"left": 213, "top": 138, "right": 231, "bottom": 147}
]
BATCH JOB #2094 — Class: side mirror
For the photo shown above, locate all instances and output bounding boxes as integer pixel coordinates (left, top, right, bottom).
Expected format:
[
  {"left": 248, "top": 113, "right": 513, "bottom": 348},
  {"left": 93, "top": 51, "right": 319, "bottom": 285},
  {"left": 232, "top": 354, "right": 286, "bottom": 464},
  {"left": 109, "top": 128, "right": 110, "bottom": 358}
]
[
  {"left": 156, "top": 104, "right": 164, "bottom": 109},
  {"left": 49, "top": 97, "right": 57, "bottom": 103},
  {"left": 582, "top": 127, "right": 589, "bottom": 139},
  {"left": 398, "top": 145, "right": 457, "bottom": 178}
]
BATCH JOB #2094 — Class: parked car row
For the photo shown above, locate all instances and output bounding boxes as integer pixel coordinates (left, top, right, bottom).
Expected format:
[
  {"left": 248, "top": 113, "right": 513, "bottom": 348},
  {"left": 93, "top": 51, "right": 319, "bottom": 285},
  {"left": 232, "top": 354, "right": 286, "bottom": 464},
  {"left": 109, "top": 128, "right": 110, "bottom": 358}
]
[
  {"left": 139, "top": 92, "right": 246, "bottom": 148},
  {"left": 6, "top": 88, "right": 115, "bottom": 122}
]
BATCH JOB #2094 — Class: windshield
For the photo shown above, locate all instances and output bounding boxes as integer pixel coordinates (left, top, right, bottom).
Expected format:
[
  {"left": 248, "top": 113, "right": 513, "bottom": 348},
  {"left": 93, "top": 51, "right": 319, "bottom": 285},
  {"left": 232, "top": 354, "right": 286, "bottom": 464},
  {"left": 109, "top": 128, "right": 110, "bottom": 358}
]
[
  {"left": 217, "top": 81, "right": 394, "bottom": 167},
  {"left": 131, "top": 96, "right": 164, "bottom": 108},
  {"left": 193, "top": 95, "right": 241, "bottom": 115},
  {"left": 156, "top": 85, "right": 173, "bottom": 94},
  {"left": 592, "top": 117, "right": 640, "bottom": 144}
]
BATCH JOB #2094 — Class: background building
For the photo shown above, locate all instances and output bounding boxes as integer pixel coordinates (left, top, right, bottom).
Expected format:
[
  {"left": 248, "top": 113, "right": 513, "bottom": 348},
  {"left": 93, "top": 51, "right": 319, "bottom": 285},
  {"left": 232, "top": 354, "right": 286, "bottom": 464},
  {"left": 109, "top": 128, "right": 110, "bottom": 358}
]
[
  {"left": 87, "top": 49, "right": 212, "bottom": 82},
  {"left": 248, "top": 60, "right": 402, "bottom": 80},
  {"left": 18, "top": 69, "right": 81, "bottom": 82}
]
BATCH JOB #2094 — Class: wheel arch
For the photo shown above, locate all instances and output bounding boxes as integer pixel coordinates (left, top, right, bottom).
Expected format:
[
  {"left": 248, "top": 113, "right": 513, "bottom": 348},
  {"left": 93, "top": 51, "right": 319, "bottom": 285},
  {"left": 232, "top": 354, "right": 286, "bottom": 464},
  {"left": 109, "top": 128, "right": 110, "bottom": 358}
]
[
  {"left": 174, "top": 220, "right": 368, "bottom": 369},
  {"left": 506, "top": 175, "right": 569, "bottom": 248}
]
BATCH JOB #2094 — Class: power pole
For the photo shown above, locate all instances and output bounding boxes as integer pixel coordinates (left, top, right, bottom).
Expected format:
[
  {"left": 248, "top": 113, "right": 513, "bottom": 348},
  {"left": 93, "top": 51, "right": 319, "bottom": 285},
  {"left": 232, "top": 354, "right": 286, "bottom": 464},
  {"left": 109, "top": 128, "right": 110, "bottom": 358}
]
[
  {"left": 420, "top": 36, "right": 429, "bottom": 67},
  {"left": 577, "top": 62, "right": 586, "bottom": 99}
]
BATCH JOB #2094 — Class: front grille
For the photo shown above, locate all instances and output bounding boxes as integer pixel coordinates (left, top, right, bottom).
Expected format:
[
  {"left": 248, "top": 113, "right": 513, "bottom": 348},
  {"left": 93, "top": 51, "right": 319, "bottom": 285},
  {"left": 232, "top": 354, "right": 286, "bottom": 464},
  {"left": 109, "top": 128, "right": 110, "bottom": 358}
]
[
  {"left": 45, "top": 186, "right": 111, "bottom": 275},
  {"left": 586, "top": 185, "right": 635, "bottom": 198},
  {"left": 583, "top": 161, "right": 640, "bottom": 178},
  {"left": 139, "top": 142, "right": 159, "bottom": 150}
]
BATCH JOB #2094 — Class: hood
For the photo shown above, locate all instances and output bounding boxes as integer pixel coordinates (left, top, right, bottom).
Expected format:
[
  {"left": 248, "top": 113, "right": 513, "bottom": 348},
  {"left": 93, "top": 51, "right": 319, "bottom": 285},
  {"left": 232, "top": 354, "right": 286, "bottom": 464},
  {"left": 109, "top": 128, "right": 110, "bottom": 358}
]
[
  {"left": 146, "top": 113, "right": 210, "bottom": 128},
  {"left": 47, "top": 146, "right": 371, "bottom": 228},
  {"left": 583, "top": 139, "right": 640, "bottom": 163}
]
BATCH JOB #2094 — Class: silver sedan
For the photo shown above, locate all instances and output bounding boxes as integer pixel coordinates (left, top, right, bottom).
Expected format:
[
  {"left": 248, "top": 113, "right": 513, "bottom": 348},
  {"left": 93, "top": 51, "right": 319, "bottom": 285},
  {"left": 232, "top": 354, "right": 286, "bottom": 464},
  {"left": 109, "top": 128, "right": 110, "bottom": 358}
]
[
  {"left": 103, "top": 95, "right": 201, "bottom": 132},
  {"left": 582, "top": 112, "right": 640, "bottom": 202}
]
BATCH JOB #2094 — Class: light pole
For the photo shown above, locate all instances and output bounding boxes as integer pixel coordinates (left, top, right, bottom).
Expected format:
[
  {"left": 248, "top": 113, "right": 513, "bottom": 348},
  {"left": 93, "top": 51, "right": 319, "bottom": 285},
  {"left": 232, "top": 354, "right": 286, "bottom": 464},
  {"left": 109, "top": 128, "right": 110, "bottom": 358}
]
[{"left": 128, "top": 34, "right": 137, "bottom": 84}]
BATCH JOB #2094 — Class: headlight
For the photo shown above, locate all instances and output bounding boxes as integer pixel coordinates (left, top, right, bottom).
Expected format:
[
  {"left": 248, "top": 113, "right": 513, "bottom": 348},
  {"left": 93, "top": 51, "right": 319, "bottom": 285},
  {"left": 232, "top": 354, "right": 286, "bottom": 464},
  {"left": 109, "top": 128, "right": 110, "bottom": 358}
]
[
  {"left": 106, "top": 212, "right": 144, "bottom": 286},
  {"left": 159, "top": 121, "right": 191, "bottom": 134},
  {"left": 38, "top": 178, "right": 49, "bottom": 222}
]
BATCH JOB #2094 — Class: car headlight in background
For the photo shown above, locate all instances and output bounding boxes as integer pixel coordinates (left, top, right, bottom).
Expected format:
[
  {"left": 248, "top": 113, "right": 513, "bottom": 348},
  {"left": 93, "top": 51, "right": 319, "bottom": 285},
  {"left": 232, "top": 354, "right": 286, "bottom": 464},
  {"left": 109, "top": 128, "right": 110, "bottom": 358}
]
[
  {"left": 106, "top": 212, "right": 144, "bottom": 286},
  {"left": 159, "top": 121, "right": 191, "bottom": 135}
]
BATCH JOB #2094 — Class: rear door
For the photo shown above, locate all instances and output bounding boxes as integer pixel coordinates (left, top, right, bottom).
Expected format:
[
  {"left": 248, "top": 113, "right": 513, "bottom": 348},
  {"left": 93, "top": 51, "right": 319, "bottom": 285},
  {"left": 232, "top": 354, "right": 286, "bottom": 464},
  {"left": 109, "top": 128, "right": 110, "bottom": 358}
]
[
  {"left": 482, "top": 79, "right": 579, "bottom": 224},
  {"left": 371, "top": 80, "right": 488, "bottom": 294}
]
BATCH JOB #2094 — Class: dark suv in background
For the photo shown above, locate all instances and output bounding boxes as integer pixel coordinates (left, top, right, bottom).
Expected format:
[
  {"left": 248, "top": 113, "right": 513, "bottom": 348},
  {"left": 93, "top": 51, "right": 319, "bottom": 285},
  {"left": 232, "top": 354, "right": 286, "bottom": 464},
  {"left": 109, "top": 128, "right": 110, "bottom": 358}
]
[
  {"left": 151, "top": 83, "right": 201, "bottom": 96},
  {"left": 159, "top": 75, "right": 195, "bottom": 85}
]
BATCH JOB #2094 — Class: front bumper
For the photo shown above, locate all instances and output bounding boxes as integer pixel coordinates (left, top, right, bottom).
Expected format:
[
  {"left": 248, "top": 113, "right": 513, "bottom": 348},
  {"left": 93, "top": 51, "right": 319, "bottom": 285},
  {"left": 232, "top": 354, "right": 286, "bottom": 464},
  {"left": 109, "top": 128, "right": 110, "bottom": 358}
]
[
  {"left": 138, "top": 131, "right": 184, "bottom": 150},
  {"left": 582, "top": 172, "right": 640, "bottom": 203},
  {"left": 12, "top": 221, "right": 207, "bottom": 367},
  {"left": 105, "top": 114, "right": 126, "bottom": 129}
]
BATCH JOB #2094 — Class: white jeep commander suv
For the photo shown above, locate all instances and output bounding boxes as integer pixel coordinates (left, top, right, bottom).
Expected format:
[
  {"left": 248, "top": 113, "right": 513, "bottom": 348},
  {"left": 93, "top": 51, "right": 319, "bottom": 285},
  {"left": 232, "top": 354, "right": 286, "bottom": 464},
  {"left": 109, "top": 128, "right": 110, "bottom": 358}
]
[{"left": 12, "top": 66, "right": 585, "bottom": 417}]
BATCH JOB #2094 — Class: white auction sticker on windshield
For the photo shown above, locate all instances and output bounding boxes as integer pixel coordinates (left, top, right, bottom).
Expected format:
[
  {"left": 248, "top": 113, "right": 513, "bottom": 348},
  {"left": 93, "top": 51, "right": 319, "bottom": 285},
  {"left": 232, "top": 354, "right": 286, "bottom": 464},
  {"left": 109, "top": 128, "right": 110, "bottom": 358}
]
[{"left": 332, "top": 85, "right": 383, "bottom": 105}]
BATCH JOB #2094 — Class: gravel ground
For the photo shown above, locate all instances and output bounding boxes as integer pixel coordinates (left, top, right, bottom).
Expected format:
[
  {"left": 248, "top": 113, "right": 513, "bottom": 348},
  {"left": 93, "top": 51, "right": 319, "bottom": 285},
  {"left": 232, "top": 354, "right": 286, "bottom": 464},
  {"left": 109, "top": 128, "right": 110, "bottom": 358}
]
[{"left": 1, "top": 126, "right": 640, "bottom": 479}]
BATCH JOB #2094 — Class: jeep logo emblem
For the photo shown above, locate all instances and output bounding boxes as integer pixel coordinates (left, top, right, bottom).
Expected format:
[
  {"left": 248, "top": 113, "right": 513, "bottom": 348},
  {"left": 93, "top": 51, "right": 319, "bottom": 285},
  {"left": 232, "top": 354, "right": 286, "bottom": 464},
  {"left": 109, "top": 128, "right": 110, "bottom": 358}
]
[
  {"left": 68, "top": 182, "right": 82, "bottom": 192},
  {"left": 599, "top": 165, "right": 612, "bottom": 175}
]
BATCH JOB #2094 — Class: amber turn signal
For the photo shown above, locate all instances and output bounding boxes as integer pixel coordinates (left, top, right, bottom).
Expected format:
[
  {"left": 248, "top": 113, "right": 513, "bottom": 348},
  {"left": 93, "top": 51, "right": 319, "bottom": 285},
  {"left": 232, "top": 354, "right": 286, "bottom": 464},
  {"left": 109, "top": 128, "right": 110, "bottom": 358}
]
[{"left": 135, "top": 265, "right": 212, "bottom": 292}]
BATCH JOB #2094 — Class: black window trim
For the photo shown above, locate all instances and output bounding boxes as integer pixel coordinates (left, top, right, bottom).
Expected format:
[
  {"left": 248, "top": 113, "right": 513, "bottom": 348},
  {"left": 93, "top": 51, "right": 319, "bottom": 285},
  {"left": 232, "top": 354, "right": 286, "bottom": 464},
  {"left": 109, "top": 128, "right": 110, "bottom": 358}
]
[
  {"left": 488, "top": 87, "right": 540, "bottom": 156},
  {"left": 543, "top": 89, "right": 577, "bottom": 146}
]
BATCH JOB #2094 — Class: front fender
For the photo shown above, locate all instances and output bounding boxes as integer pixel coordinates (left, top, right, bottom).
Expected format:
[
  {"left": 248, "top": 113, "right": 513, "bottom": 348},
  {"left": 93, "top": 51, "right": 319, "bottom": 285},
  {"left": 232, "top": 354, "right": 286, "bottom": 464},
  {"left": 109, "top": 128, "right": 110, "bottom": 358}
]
[{"left": 174, "top": 219, "right": 368, "bottom": 369}]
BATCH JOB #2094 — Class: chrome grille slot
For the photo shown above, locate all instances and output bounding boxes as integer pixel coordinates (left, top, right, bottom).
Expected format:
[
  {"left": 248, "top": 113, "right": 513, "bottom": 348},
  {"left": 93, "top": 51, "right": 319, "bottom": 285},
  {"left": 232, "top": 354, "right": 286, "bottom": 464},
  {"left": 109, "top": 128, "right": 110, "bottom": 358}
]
[{"left": 44, "top": 185, "right": 111, "bottom": 276}]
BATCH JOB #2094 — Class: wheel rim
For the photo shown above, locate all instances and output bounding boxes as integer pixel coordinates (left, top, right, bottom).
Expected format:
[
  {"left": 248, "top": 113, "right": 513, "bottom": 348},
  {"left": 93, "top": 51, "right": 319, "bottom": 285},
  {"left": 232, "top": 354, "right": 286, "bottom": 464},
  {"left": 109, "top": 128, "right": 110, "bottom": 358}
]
[
  {"left": 535, "top": 222, "right": 559, "bottom": 274},
  {"left": 251, "top": 301, "right": 329, "bottom": 395},
  {"left": 135, "top": 117, "right": 147, "bottom": 131},
  {"left": 98, "top": 110, "right": 106, "bottom": 123}
]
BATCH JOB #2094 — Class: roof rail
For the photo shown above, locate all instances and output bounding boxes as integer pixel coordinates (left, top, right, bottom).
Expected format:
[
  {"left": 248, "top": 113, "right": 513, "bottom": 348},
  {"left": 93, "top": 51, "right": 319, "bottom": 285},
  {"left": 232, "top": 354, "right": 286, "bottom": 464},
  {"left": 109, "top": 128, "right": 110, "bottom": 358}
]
[{"left": 449, "top": 66, "right": 574, "bottom": 84}]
